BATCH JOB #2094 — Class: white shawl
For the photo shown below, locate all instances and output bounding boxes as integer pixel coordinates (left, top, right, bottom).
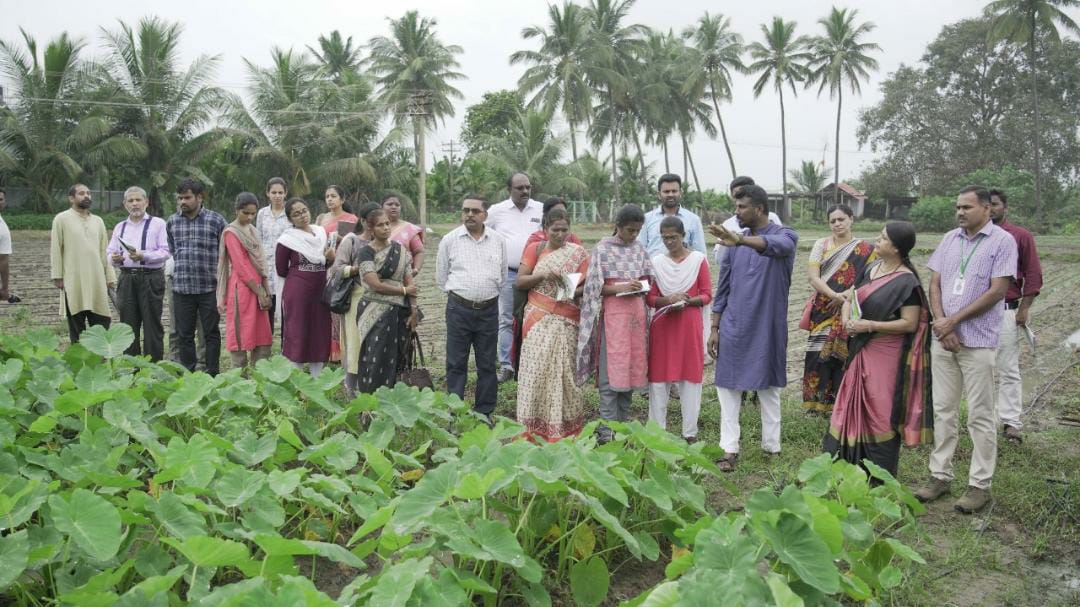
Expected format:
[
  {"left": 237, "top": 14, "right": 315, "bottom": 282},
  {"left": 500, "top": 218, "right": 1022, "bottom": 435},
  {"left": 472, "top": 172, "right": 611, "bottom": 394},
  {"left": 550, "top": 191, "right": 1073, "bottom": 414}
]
[
  {"left": 651, "top": 250, "right": 706, "bottom": 295},
  {"left": 274, "top": 225, "right": 328, "bottom": 319}
]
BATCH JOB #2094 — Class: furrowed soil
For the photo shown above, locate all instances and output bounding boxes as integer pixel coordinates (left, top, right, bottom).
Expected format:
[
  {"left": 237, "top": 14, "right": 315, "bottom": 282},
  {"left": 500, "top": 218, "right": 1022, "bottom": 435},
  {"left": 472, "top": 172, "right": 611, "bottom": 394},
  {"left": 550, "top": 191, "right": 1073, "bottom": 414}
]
[{"left": 2, "top": 227, "right": 1077, "bottom": 606}]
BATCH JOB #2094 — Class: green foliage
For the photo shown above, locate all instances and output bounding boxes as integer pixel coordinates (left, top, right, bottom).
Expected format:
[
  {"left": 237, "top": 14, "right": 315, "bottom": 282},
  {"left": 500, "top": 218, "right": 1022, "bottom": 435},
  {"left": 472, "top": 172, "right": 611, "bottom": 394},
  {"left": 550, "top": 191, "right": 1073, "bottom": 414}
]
[
  {"left": 909, "top": 196, "right": 957, "bottom": 231},
  {"left": 628, "top": 454, "right": 926, "bottom": 607},
  {"left": 953, "top": 165, "right": 1038, "bottom": 223},
  {"left": 461, "top": 90, "right": 526, "bottom": 154},
  {"left": 0, "top": 324, "right": 923, "bottom": 605}
]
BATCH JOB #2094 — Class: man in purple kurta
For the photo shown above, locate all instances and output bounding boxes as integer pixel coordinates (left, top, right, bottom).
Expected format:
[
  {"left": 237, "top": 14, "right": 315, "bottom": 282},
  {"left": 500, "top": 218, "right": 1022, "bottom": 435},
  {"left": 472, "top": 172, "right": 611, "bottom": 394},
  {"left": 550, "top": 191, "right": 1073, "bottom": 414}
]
[{"left": 708, "top": 185, "right": 798, "bottom": 471}]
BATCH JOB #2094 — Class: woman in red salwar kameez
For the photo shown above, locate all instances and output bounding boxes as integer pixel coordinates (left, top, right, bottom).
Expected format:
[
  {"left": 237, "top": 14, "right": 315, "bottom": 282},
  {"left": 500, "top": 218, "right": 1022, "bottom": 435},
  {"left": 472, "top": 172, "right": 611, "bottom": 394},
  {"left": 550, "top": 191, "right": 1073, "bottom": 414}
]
[{"left": 217, "top": 193, "right": 273, "bottom": 371}]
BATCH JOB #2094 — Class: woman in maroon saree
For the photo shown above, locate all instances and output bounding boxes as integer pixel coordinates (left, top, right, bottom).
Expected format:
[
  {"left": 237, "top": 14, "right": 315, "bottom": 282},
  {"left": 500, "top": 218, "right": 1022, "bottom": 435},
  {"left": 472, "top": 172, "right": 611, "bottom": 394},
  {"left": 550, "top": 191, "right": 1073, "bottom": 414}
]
[{"left": 823, "top": 221, "right": 932, "bottom": 477}]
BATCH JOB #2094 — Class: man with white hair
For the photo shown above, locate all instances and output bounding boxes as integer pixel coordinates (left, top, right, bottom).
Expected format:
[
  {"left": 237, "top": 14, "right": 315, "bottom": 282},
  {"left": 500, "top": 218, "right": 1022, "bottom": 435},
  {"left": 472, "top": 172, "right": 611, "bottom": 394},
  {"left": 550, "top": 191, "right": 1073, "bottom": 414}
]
[{"left": 106, "top": 186, "right": 171, "bottom": 360}]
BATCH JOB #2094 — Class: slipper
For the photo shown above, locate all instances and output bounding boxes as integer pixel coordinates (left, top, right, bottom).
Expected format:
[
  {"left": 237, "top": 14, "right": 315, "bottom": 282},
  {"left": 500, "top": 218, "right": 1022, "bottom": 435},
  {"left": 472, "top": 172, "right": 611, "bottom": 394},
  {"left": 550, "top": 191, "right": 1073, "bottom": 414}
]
[
  {"left": 1004, "top": 425, "right": 1022, "bottom": 445},
  {"left": 716, "top": 453, "right": 739, "bottom": 473}
]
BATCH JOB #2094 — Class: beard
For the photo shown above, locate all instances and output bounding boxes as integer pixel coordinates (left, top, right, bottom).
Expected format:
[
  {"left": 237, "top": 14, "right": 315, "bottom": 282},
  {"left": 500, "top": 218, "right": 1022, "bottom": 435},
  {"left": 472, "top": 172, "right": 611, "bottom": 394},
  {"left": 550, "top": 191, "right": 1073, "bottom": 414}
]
[{"left": 77, "top": 200, "right": 92, "bottom": 209}]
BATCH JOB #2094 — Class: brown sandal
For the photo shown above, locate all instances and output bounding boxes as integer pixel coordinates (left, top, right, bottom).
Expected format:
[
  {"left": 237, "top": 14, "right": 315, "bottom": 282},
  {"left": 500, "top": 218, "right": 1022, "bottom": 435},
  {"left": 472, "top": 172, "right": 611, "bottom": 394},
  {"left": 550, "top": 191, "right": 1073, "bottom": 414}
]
[{"left": 716, "top": 453, "right": 739, "bottom": 473}]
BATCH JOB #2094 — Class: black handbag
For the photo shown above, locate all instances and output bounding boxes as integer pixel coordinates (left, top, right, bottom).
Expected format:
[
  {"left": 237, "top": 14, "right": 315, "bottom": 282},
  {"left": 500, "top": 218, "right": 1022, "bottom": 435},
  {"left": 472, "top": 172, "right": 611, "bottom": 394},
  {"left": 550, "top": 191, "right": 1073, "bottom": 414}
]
[
  {"left": 322, "top": 273, "right": 356, "bottom": 314},
  {"left": 399, "top": 330, "right": 434, "bottom": 390}
]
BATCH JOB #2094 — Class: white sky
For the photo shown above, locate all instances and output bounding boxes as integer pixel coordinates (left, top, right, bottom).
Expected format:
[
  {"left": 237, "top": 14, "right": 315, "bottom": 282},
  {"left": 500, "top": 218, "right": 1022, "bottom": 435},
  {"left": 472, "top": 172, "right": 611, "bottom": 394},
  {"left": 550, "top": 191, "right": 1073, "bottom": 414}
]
[{"left": 4, "top": 0, "right": 1074, "bottom": 192}]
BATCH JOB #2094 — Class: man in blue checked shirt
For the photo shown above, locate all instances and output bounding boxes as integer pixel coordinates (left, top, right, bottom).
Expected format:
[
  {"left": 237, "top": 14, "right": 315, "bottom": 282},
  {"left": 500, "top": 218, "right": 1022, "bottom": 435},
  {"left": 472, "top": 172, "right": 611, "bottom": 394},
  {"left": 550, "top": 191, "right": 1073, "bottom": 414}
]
[{"left": 166, "top": 178, "right": 226, "bottom": 375}]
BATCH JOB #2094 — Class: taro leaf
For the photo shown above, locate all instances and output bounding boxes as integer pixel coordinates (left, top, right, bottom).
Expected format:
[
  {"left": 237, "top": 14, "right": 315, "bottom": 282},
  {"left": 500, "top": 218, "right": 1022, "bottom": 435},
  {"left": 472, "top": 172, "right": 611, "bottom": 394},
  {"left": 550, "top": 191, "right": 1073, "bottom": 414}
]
[
  {"left": 102, "top": 397, "right": 159, "bottom": 446},
  {"left": 885, "top": 538, "right": 926, "bottom": 564},
  {"left": 54, "top": 389, "right": 114, "bottom": 415},
  {"left": 254, "top": 535, "right": 365, "bottom": 569},
  {"left": 0, "top": 359, "right": 23, "bottom": 387},
  {"left": 840, "top": 510, "right": 874, "bottom": 549},
  {"left": 804, "top": 495, "right": 843, "bottom": 554},
  {"left": 164, "top": 373, "right": 216, "bottom": 417},
  {"left": 755, "top": 512, "right": 840, "bottom": 594},
  {"left": 447, "top": 566, "right": 498, "bottom": 594},
  {"left": 766, "top": 573, "right": 806, "bottom": 607},
  {"left": 346, "top": 500, "right": 397, "bottom": 546},
  {"left": 150, "top": 492, "right": 208, "bottom": 539},
  {"left": 521, "top": 581, "right": 552, "bottom": 607},
  {"left": 391, "top": 462, "right": 458, "bottom": 533},
  {"left": 451, "top": 468, "right": 506, "bottom": 500},
  {"left": 27, "top": 415, "right": 57, "bottom": 434},
  {"left": 163, "top": 535, "right": 249, "bottom": 568},
  {"left": 636, "top": 580, "right": 679, "bottom": 607},
  {"left": 632, "top": 531, "right": 661, "bottom": 561},
  {"left": 367, "top": 557, "right": 433, "bottom": 607},
  {"left": 266, "top": 468, "right": 305, "bottom": 497},
  {"left": 214, "top": 380, "right": 262, "bottom": 410},
  {"left": 569, "top": 489, "right": 642, "bottom": 559},
  {"left": 0, "top": 529, "right": 28, "bottom": 591},
  {"left": 797, "top": 453, "right": 834, "bottom": 496},
  {"left": 410, "top": 569, "right": 468, "bottom": 606},
  {"left": 290, "top": 373, "right": 340, "bottom": 414},
  {"left": 277, "top": 420, "right": 304, "bottom": 450},
  {"left": 837, "top": 463, "right": 870, "bottom": 504},
  {"left": 79, "top": 324, "right": 134, "bottom": 359},
  {"left": 840, "top": 570, "right": 874, "bottom": 600},
  {"left": 231, "top": 433, "right": 278, "bottom": 468},
  {"left": 522, "top": 445, "right": 571, "bottom": 483},
  {"left": 240, "top": 493, "right": 286, "bottom": 533},
  {"left": 48, "top": 489, "right": 123, "bottom": 561},
  {"left": 157, "top": 434, "right": 221, "bottom": 488},
  {"left": 213, "top": 468, "right": 265, "bottom": 508},
  {"left": 569, "top": 557, "right": 609, "bottom": 607},
  {"left": 473, "top": 519, "right": 540, "bottom": 581},
  {"left": 571, "top": 523, "right": 596, "bottom": 560},
  {"left": 376, "top": 384, "right": 424, "bottom": 428},
  {"left": 569, "top": 448, "right": 628, "bottom": 506},
  {"left": 255, "top": 356, "right": 294, "bottom": 383},
  {"left": 878, "top": 565, "right": 903, "bottom": 589}
]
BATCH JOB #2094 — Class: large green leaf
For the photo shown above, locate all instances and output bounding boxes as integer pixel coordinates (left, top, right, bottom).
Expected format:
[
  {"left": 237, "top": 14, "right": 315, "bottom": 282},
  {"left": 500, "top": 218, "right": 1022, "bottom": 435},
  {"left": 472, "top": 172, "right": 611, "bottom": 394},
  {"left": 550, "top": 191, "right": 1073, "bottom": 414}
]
[
  {"left": 366, "top": 557, "right": 432, "bottom": 607},
  {"left": 391, "top": 463, "right": 458, "bottom": 533},
  {"left": 164, "top": 373, "right": 217, "bottom": 417},
  {"left": 79, "top": 324, "right": 135, "bottom": 358},
  {"left": 150, "top": 492, "right": 208, "bottom": 539},
  {"left": 0, "top": 529, "right": 28, "bottom": 591},
  {"left": 766, "top": 573, "right": 806, "bottom": 607},
  {"left": 48, "top": 489, "right": 124, "bottom": 561},
  {"left": 266, "top": 468, "right": 305, "bottom": 497},
  {"left": 253, "top": 534, "right": 365, "bottom": 568},
  {"left": 755, "top": 513, "right": 840, "bottom": 594},
  {"left": 569, "top": 448, "right": 628, "bottom": 506},
  {"left": 569, "top": 557, "right": 609, "bottom": 607},
  {"left": 164, "top": 535, "right": 249, "bottom": 567},
  {"left": 231, "top": 433, "right": 278, "bottom": 467},
  {"left": 157, "top": 434, "right": 221, "bottom": 487},
  {"left": 214, "top": 468, "right": 265, "bottom": 508},
  {"left": 254, "top": 356, "right": 295, "bottom": 383}
]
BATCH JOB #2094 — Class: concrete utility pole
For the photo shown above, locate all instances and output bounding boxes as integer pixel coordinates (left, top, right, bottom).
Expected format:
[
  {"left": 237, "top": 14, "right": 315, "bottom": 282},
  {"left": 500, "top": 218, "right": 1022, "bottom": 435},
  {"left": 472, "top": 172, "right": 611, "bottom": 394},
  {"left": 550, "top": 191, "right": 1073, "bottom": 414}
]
[
  {"left": 442, "top": 139, "right": 459, "bottom": 210},
  {"left": 408, "top": 92, "right": 433, "bottom": 226}
]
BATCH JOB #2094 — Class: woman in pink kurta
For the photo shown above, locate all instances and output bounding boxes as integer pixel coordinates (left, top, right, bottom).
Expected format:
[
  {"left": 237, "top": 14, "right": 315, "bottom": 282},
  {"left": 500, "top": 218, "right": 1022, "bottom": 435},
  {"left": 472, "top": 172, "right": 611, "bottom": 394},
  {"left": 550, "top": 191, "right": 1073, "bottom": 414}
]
[
  {"left": 216, "top": 193, "right": 272, "bottom": 371},
  {"left": 645, "top": 216, "right": 712, "bottom": 441},
  {"left": 382, "top": 194, "right": 425, "bottom": 275}
]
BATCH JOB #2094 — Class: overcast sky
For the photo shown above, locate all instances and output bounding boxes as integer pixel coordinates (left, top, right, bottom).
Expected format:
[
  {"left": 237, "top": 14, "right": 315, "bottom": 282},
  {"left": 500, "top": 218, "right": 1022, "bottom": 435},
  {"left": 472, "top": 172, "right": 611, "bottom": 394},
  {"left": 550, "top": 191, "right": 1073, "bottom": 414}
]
[{"left": 5, "top": 0, "right": 1076, "bottom": 193}]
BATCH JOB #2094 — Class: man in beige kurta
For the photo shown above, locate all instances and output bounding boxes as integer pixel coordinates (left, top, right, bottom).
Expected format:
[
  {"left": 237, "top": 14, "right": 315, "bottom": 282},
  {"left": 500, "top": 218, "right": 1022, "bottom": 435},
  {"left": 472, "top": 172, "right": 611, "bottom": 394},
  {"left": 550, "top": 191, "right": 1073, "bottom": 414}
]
[{"left": 50, "top": 184, "right": 116, "bottom": 343}]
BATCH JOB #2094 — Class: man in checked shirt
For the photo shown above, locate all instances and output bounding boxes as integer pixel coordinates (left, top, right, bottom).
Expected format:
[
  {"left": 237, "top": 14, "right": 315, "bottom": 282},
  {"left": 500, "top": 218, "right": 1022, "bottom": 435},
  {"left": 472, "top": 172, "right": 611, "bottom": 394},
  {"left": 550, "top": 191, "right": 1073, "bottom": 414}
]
[{"left": 166, "top": 178, "right": 227, "bottom": 376}]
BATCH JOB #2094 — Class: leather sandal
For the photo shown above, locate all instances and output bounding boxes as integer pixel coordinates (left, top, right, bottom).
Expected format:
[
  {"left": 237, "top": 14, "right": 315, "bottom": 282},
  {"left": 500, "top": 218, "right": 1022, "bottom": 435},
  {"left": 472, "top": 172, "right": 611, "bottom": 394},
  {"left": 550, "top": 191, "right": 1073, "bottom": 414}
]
[{"left": 716, "top": 453, "right": 739, "bottom": 473}]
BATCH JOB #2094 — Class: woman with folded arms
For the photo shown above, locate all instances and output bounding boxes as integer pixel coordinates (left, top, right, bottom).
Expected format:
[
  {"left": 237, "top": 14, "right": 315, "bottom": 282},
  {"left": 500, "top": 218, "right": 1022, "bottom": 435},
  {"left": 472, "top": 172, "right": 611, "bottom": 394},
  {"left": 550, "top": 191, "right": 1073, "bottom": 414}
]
[
  {"left": 217, "top": 192, "right": 273, "bottom": 371},
  {"left": 276, "top": 198, "right": 334, "bottom": 377}
]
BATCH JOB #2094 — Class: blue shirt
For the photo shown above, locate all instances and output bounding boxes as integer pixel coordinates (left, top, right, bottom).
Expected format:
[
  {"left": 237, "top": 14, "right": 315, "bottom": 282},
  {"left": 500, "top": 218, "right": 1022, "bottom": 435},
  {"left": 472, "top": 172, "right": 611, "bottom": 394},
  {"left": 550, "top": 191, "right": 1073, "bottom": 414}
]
[
  {"left": 638, "top": 206, "right": 707, "bottom": 258},
  {"left": 166, "top": 207, "right": 227, "bottom": 294}
]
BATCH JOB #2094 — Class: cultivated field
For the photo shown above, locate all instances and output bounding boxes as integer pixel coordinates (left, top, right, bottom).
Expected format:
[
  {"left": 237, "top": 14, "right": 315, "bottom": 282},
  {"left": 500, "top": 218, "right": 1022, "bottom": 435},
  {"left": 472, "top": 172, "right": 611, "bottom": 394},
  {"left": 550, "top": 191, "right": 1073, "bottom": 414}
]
[{"left": 1, "top": 226, "right": 1077, "bottom": 605}]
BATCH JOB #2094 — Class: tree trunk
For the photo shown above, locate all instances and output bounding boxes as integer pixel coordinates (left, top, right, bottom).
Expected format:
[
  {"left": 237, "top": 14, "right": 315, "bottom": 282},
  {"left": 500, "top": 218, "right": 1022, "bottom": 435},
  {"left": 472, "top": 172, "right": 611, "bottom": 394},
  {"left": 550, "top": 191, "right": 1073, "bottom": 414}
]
[
  {"left": 779, "top": 87, "right": 791, "bottom": 222},
  {"left": 610, "top": 113, "right": 621, "bottom": 207},
  {"left": 414, "top": 115, "right": 428, "bottom": 226},
  {"left": 683, "top": 134, "right": 703, "bottom": 201},
  {"left": 1029, "top": 19, "right": 1043, "bottom": 227},
  {"left": 834, "top": 87, "right": 842, "bottom": 206},
  {"left": 710, "top": 80, "right": 737, "bottom": 179},
  {"left": 569, "top": 118, "right": 579, "bottom": 162},
  {"left": 682, "top": 142, "right": 689, "bottom": 190},
  {"left": 662, "top": 137, "right": 670, "bottom": 173},
  {"left": 632, "top": 133, "right": 646, "bottom": 177}
]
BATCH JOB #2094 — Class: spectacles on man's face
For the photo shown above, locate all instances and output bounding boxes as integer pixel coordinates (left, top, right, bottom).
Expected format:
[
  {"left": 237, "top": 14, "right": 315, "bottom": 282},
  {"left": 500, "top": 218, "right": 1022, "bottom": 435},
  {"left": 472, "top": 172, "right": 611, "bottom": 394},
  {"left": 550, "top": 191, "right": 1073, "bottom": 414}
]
[{"left": 461, "top": 207, "right": 485, "bottom": 215}]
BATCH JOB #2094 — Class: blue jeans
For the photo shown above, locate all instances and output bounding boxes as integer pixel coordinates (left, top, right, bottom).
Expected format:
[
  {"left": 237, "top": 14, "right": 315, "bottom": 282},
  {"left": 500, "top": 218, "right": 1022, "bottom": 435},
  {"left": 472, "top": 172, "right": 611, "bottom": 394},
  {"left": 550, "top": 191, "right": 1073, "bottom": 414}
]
[{"left": 497, "top": 268, "right": 518, "bottom": 370}]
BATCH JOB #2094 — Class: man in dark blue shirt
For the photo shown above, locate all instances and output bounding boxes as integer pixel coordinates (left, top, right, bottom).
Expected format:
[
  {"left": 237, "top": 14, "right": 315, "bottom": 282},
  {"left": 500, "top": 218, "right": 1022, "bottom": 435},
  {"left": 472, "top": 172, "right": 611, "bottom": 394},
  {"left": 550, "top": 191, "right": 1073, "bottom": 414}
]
[{"left": 166, "top": 178, "right": 226, "bottom": 375}]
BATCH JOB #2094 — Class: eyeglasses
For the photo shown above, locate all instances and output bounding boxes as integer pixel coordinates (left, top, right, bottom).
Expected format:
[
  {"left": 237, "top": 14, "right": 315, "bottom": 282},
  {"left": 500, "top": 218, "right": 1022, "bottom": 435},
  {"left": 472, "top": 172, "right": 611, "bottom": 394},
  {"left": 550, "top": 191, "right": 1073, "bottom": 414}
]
[
  {"left": 461, "top": 208, "right": 485, "bottom": 215},
  {"left": 290, "top": 209, "right": 309, "bottom": 218}
]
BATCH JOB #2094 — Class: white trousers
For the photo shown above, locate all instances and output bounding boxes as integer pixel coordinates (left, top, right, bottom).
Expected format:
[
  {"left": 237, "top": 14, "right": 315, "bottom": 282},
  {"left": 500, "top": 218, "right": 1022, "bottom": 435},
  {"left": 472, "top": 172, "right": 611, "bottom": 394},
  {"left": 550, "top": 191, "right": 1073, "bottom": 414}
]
[
  {"left": 995, "top": 308, "right": 1024, "bottom": 429},
  {"left": 716, "top": 386, "right": 782, "bottom": 454},
  {"left": 929, "top": 341, "right": 998, "bottom": 489},
  {"left": 648, "top": 382, "right": 702, "bottom": 438}
]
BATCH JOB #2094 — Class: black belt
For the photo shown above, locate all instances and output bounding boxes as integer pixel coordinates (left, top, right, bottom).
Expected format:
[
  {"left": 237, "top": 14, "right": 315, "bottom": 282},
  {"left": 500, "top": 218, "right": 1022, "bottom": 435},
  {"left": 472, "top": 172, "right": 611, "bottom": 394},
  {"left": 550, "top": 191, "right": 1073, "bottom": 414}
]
[
  {"left": 1005, "top": 300, "right": 1020, "bottom": 310},
  {"left": 120, "top": 267, "right": 164, "bottom": 274},
  {"left": 449, "top": 291, "right": 498, "bottom": 310}
]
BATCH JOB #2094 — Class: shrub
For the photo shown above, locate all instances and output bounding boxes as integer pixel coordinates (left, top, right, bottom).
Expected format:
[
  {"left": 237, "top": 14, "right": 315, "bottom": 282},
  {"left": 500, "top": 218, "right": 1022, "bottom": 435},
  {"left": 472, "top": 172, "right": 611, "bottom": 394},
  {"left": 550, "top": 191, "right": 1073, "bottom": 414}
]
[{"left": 908, "top": 196, "right": 956, "bottom": 232}]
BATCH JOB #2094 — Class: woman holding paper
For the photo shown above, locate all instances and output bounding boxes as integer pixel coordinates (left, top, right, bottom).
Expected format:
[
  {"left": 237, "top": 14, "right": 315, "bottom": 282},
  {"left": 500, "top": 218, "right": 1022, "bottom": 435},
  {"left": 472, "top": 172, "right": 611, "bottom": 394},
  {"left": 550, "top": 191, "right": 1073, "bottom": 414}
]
[
  {"left": 315, "top": 185, "right": 358, "bottom": 363},
  {"left": 646, "top": 216, "right": 712, "bottom": 442},
  {"left": 823, "top": 221, "right": 932, "bottom": 477},
  {"left": 514, "top": 209, "right": 589, "bottom": 442},
  {"left": 576, "top": 205, "right": 654, "bottom": 444}
]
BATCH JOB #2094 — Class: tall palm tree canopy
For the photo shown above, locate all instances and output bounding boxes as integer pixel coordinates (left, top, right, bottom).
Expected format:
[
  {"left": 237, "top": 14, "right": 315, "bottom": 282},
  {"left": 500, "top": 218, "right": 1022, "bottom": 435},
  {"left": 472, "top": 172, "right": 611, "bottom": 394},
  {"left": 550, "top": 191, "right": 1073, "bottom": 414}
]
[
  {"left": 365, "top": 10, "right": 465, "bottom": 128},
  {"left": 308, "top": 30, "right": 363, "bottom": 82},
  {"left": 985, "top": 0, "right": 1080, "bottom": 43},
  {"left": 747, "top": 17, "right": 812, "bottom": 97},
  {"left": 806, "top": 8, "right": 880, "bottom": 98},
  {"left": 682, "top": 12, "right": 746, "bottom": 178}
]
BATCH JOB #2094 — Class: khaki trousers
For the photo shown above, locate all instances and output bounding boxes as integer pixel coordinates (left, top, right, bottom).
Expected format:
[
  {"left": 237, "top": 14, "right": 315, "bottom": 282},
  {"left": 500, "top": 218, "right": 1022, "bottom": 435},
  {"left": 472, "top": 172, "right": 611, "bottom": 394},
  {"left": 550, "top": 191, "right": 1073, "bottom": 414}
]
[
  {"left": 929, "top": 341, "right": 998, "bottom": 489},
  {"left": 995, "top": 309, "right": 1024, "bottom": 429}
]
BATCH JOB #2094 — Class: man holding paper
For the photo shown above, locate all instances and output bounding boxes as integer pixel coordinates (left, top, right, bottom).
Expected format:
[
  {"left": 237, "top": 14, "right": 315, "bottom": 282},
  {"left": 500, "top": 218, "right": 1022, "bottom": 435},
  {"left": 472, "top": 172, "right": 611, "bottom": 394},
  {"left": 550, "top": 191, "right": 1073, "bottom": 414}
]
[
  {"left": 708, "top": 185, "right": 798, "bottom": 471},
  {"left": 107, "top": 186, "right": 171, "bottom": 360}
]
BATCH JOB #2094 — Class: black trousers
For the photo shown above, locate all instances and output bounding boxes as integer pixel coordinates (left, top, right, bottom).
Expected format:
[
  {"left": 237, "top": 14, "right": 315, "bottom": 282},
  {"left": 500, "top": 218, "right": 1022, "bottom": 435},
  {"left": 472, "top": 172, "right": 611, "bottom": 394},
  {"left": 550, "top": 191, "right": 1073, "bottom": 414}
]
[
  {"left": 65, "top": 301, "right": 110, "bottom": 344},
  {"left": 445, "top": 298, "right": 499, "bottom": 415},
  {"left": 116, "top": 269, "right": 165, "bottom": 361},
  {"left": 173, "top": 290, "right": 221, "bottom": 375}
]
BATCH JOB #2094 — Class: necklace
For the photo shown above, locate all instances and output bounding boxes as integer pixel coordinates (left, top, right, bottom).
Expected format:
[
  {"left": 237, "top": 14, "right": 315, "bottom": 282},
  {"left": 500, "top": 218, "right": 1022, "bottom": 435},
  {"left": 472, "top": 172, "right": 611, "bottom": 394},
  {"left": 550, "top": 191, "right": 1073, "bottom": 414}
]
[{"left": 873, "top": 261, "right": 902, "bottom": 279}]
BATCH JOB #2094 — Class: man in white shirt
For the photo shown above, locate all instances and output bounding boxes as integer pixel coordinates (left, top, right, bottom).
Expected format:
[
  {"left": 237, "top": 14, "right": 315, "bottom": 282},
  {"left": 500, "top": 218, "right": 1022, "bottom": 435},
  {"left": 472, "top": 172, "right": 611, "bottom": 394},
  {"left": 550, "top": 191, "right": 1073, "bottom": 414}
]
[
  {"left": 0, "top": 189, "right": 11, "bottom": 303},
  {"left": 485, "top": 172, "right": 543, "bottom": 381},
  {"left": 437, "top": 195, "right": 508, "bottom": 419}
]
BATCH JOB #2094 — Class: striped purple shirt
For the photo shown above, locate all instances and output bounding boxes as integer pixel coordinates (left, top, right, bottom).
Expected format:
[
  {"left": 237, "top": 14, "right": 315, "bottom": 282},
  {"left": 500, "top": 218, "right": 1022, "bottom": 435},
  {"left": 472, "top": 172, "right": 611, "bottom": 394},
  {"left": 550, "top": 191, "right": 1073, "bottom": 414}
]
[{"left": 927, "top": 221, "right": 1017, "bottom": 348}]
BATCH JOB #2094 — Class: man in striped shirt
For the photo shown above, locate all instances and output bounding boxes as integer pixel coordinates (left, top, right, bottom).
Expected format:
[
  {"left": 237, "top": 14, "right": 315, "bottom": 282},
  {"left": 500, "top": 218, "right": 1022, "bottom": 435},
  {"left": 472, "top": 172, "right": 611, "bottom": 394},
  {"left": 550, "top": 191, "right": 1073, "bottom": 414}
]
[{"left": 915, "top": 185, "right": 1017, "bottom": 514}]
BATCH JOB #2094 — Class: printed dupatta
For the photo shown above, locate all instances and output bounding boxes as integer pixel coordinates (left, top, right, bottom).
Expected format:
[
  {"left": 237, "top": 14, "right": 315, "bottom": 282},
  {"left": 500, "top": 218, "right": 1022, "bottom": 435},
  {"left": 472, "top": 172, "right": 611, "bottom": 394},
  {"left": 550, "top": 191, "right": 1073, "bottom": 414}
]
[{"left": 574, "top": 236, "right": 654, "bottom": 385}]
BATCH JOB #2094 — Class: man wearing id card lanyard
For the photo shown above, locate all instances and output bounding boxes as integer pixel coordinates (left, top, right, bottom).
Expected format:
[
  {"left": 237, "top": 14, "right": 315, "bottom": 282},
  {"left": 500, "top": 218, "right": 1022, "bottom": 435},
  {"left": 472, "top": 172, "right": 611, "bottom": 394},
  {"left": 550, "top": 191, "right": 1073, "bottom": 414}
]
[{"left": 916, "top": 185, "right": 1017, "bottom": 514}]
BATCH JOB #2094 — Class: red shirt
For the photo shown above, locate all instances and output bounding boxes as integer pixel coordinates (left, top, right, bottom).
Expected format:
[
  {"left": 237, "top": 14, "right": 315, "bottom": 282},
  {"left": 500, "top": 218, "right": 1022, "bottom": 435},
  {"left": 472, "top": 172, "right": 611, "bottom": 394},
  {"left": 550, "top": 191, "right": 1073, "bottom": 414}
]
[
  {"left": 521, "top": 229, "right": 583, "bottom": 266},
  {"left": 997, "top": 219, "right": 1042, "bottom": 303}
]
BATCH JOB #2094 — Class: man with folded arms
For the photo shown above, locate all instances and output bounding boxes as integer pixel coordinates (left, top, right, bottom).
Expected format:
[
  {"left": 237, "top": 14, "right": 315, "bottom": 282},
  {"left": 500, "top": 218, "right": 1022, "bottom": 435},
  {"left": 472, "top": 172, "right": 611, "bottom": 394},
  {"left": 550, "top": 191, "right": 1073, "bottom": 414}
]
[
  {"left": 107, "top": 186, "right": 171, "bottom": 360},
  {"left": 436, "top": 195, "right": 508, "bottom": 421}
]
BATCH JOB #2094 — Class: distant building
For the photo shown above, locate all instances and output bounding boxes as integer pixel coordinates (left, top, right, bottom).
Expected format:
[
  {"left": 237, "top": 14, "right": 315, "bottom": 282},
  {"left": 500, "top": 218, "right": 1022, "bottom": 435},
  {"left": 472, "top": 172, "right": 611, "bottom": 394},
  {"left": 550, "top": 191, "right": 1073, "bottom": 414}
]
[{"left": 820, "top": 183, "right": 869, "bottom": 217}]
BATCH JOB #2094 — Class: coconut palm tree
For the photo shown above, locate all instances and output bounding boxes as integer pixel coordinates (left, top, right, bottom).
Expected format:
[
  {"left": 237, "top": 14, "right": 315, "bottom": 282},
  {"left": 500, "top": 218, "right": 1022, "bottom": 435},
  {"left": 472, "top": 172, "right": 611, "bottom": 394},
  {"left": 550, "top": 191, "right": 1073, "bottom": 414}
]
[
  {"left": 985, "top": 0, "right": 1080, "bottom": 225},
  {"left": 682, "top": 12, "right": 746, "bottom": 180},
  {"left": 582, "top": 0, "right": 647, "bottom": 206},
  {"left": 787, "top": 159, "right": 830, "bottom": 193},
  {"left": 366, "top": 11, "right": 464, "bottom": 225},
  {"left": 308, "top": 30, "right": 363, "bottom": 83},
  {"left": 510, "top": 1, "right": 591, "bottom": 161},
  {"left": 807, "top": 7, "right": 880, "bottom": 205},
  {"left": 98, "top": 17, "right": 228, "bottom": 215},
  {"left": 0, "top": 30, "right": 144, "bottom": 211},
  {"left": 747, "top": 17, "right": 812, "bottom": 221},
  {"left": 225, "top": 47, "right": 380, "bottom": 199}
]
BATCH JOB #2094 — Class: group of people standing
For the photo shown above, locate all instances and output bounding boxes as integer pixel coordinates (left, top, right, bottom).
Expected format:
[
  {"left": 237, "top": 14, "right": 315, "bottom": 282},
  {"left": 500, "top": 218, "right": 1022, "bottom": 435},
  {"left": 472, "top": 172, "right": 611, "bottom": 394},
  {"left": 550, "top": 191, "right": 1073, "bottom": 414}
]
[{"left": 48, "top": 177, "right": 426, "bottom": 397}]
